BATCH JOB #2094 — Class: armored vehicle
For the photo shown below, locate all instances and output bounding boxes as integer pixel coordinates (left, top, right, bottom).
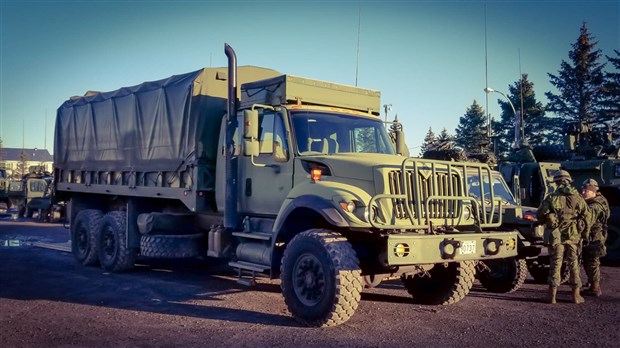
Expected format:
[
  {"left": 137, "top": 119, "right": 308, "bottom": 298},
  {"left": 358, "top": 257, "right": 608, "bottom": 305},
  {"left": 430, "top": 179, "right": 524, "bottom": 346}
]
[
  {"left": 500, "top": 121, "right": 620, "bottom": 264},
  {"left": 54, "top": 44, "right": 517, "bottom": 327}
]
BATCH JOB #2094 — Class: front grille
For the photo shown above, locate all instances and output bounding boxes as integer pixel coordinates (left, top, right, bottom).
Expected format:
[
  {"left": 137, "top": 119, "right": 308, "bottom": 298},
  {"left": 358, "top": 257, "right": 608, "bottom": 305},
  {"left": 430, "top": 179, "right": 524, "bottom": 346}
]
[{"left": 388, "top": 169, "right": 463, "bottom": 220}]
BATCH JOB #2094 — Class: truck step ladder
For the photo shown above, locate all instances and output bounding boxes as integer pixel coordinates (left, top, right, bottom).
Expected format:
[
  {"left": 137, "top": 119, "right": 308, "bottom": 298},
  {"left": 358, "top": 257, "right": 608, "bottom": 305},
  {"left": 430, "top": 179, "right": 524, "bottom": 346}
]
[{"left": 228, "top": 260, "right": 270, "bottom": 286}]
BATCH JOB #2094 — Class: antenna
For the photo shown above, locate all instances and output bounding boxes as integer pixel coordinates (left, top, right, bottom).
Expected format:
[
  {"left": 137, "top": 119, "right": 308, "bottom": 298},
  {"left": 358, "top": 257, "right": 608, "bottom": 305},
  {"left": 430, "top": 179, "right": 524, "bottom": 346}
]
[
  {"left": 44, "top": 109, "right": 47, "bottom": 150},
  {"left": 519, "top": 49, "right": 525, "bottom": 142},
  {"left": 518, "top": 49, "right": 524, "bottom": 117},
  {"left": 484, "top": 4, "right": 490, "bottom": 139},
  {"left": 355, "top": 6, "right": 361, "bottom": 87}
]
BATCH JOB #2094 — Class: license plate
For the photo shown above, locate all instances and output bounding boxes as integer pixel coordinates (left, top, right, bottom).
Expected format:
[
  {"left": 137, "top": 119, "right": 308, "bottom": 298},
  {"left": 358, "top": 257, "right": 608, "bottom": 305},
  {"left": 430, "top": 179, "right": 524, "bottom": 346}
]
[{"left": 459, "top": 240, "right": 476, "bottom": 255}]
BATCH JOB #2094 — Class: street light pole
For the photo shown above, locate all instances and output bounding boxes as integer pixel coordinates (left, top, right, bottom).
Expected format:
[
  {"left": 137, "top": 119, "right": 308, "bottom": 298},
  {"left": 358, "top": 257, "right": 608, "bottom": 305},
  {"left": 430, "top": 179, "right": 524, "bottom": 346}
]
[{"left": 484, "top": 87, "right": 524, "bottom": 149}]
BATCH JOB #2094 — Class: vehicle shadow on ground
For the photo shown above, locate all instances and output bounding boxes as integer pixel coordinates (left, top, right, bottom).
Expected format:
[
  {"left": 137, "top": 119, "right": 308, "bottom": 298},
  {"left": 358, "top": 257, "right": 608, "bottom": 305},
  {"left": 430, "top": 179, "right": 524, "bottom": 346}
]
[
  {"left": 468, "top": 284, "right": 547, "bottom": 303},
  {"left": 0, "top": 248, "right": 300, "bottom": 328}
]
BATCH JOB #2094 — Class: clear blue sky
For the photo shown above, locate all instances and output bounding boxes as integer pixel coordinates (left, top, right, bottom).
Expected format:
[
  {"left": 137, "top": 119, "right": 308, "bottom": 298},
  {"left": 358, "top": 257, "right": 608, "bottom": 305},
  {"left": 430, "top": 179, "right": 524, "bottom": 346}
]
[{"left": 1, "top": 0, "right": 618, "bottom": 154}]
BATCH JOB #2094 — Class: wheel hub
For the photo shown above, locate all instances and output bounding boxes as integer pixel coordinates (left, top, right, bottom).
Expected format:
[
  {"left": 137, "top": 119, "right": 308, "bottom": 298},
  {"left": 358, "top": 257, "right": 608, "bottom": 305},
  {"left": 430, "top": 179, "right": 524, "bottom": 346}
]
[{"left": 293, "top": 253, "right": 325, "bottom": 307}]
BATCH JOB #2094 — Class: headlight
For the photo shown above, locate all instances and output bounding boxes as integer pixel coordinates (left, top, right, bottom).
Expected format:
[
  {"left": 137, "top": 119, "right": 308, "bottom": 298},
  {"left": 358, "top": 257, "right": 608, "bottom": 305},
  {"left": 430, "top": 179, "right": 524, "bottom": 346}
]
[
  {"left": 463, "top": 205, "right": 472, "bottom": 220},
  {"left": 339, "top": 200, "right": 357, "bottom": 213}
]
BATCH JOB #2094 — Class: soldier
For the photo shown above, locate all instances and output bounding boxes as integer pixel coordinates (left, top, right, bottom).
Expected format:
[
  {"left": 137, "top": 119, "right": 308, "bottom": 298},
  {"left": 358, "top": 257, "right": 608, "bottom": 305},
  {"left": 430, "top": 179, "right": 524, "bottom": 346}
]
[
  {"left": 537, "top": 170, "right": 590, "bottom": 304},
  {"left": 580, "top": 178, "right": 610, "bottom": 297}
]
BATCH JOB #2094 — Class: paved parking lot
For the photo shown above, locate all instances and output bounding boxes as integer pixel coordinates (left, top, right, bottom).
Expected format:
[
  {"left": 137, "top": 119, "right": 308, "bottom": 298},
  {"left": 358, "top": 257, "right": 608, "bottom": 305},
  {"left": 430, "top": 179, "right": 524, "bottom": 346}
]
[{"left": 1, "top": 217, "right": 619, "bottom": 347}]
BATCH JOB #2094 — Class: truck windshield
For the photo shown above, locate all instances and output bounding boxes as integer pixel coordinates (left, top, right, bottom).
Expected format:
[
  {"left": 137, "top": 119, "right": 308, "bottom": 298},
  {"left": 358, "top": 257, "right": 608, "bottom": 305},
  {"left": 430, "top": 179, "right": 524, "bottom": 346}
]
[
  {"left": 467, "top": 170, "right": 517, "bottom": 205},
  {"left": 290, "top": 111, "right": 395, "bottom": 155}
]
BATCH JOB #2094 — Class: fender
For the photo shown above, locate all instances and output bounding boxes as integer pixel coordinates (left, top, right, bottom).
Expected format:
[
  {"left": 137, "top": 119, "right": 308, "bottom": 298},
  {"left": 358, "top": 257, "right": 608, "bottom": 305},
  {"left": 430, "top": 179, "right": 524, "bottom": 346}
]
[{"left": 272, "top": 195, "right": 350, "bottom": 235}]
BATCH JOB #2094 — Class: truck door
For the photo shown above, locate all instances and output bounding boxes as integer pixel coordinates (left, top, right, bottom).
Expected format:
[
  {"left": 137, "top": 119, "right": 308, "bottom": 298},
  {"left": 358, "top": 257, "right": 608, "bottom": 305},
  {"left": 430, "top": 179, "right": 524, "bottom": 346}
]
[{"left": 238, "top": 109, "right": 294, "bottom": 215}]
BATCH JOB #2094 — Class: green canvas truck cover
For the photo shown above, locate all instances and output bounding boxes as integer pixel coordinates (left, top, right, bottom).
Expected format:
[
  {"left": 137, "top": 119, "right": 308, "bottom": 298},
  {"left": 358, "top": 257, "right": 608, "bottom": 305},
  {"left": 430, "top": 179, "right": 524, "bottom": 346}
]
[{"left": 55, "top": 66, "right": 279, "bottom": 190}]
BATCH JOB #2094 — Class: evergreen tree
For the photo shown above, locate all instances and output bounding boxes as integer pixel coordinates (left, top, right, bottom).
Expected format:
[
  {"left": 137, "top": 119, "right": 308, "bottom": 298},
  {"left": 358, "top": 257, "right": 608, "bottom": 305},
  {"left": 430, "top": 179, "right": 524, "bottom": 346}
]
[
  {"left": 455, "top": 100, "right": 489, "bottom": 153},
  {"left": 419, "top": 127, "right": 436, "bottom": 155},
  {"left": 17, "top": 150, "right": 28, "bottom": 178},
  {"left": 493, "top": 74, "right": 547, "bottom": 154},
  {"left": 437, "top": 128, "right": 452, "bottom": 143},
  {"left": 545, "top": 22, "right": 607, "bottom": 140},
  {"left": 602, "top": 49, "right": 620, "bottom": 130}
]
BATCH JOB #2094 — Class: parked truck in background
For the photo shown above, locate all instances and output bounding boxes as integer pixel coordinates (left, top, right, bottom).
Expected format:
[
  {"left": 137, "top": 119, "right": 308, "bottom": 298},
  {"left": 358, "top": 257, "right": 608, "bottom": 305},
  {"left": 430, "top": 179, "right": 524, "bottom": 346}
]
[
  {"left": 423, "top": 149, "right": 547, "bottom": 292},
  {"left": 500, "top": 121, "right": 620, "bottom": 265},
  {"left": 54, "top": 44, "right": 518, "bottom": 327},
  {"left": 0, "top": 166, "right": 8, "bottom": 212}
]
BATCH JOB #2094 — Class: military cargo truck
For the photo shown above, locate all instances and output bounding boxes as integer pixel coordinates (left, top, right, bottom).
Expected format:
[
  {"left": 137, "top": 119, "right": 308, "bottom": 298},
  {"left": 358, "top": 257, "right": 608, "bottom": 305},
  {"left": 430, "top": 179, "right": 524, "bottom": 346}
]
[{"left": 55, "top": 44, "right": 518, "bottom": 327}]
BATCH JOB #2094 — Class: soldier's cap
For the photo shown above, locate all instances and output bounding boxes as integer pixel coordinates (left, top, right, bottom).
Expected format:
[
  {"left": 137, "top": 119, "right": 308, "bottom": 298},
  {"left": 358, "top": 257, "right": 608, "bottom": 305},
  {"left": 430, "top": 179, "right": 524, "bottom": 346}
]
[
  {"left": 553, "top": 169, "right": 572, "bottom": 183},
  {"left": 581, "top": 178, "right": 599, "bottom": 192}
]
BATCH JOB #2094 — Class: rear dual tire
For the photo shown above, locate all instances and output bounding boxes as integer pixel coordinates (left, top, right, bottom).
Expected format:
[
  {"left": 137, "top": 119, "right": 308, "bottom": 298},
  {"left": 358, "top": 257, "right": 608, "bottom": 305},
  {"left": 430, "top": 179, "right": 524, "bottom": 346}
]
[{"left": 71, "top": 209, "right": 103, "bottom": 266}]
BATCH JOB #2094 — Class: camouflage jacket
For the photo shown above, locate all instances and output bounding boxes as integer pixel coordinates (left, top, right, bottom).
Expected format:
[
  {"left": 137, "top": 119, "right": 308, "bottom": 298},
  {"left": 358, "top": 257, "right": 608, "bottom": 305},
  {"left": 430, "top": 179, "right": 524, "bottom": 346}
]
[
  {"left": 586, "top": 193, "right": 610, "bottom": 241},
  {"left": 537, "top": 184, "right": 590, "bottom": 243}
]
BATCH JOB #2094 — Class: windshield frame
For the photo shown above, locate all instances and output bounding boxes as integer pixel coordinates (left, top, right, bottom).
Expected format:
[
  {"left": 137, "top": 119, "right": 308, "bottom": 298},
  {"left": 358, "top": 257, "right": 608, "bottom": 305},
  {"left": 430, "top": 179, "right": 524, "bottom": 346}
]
[{"left": 289, "top": 109, "right": 395, "bottom": 156}]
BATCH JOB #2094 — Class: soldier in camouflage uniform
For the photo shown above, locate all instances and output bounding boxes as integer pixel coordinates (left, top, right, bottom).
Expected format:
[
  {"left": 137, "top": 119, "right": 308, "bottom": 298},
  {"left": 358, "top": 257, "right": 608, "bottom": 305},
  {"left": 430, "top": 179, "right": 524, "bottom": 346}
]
[
  {"left": 580, "top": 178, "right": 610, "bottom": 297},
  {"left": 537, "top": 170, "right": 590, "bottom": 304}
]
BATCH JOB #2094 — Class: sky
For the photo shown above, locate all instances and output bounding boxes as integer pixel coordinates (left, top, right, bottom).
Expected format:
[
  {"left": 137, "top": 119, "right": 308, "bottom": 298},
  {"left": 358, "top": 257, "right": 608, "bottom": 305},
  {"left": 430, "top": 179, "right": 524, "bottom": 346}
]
[{"left": 0, "top": 0, "right": 618, "bottom": 155}]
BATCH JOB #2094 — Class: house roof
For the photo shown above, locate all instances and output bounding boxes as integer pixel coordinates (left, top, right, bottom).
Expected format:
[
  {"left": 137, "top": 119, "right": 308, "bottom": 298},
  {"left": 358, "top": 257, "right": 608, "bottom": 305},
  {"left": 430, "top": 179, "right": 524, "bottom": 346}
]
[{"left": 0, "top": 148, "right": 53, "bottom": 162}]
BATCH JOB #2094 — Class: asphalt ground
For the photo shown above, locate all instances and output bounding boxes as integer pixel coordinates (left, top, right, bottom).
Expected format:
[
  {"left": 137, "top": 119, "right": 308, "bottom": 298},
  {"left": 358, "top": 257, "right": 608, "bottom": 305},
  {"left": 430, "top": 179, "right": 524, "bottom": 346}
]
[{"left": 1, "top": 216, "right": 619, "bottom": 347}]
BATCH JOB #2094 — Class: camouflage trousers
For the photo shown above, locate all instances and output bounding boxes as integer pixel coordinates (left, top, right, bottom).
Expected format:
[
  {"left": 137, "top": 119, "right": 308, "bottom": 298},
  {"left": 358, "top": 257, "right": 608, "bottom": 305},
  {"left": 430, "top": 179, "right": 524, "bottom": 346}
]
[
  {"left": 583, "top": 230, "right": 607, "bottom": 284},
  {"left": 583, "top": 254, "right": 601, "bottom": 284},
  {"left": 548, "top": 241, "right": 581, "bottom": 288}
]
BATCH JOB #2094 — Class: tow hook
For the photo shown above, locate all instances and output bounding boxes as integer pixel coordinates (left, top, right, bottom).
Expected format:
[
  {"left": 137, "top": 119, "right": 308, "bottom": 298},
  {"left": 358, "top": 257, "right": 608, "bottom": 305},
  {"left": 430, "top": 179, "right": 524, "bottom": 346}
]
[{"left": 441, "top": 238, "right": 461, "bottom": 259}]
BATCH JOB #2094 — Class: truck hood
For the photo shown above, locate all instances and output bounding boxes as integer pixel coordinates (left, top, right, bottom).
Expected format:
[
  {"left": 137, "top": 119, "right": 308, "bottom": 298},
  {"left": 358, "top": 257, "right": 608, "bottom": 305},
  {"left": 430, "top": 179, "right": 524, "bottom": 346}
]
[{"left": 301, "top": 153, "right": 407, "bottom": 181}]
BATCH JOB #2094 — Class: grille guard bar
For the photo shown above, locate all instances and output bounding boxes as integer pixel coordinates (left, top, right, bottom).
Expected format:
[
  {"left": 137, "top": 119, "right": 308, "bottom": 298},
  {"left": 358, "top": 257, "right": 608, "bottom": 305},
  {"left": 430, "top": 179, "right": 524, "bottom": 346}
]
[{"left": 368, "top": 158, "right": 503, "bottom": 230}]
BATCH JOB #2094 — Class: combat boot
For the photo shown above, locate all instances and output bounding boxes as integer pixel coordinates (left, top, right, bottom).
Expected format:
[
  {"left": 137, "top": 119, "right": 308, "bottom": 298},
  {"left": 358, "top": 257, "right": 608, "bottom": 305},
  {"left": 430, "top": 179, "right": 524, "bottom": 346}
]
[
  {"left": 572, "top": 287, "right": 585, "bottom": 304},
  {"left": 548, "top": 286, "right": 557, "bottom": 304},
  {"left": 583, "top": 281, "right": 602, "bottom": 297}
]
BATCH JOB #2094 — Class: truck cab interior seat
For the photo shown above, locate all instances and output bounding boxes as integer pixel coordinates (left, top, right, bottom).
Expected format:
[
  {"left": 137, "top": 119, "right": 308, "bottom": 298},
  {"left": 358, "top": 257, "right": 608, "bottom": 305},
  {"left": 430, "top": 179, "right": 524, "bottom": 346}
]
[{"left": 309, "top": 138, "right": 328, "bottom": 153}]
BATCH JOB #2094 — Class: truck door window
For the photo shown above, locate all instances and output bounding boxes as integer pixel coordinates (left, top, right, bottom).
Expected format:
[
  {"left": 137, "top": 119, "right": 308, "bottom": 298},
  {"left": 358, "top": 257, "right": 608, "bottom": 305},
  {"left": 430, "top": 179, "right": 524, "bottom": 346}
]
[{"left": 258, "top": 110, "right": 289, "bottom": 162}]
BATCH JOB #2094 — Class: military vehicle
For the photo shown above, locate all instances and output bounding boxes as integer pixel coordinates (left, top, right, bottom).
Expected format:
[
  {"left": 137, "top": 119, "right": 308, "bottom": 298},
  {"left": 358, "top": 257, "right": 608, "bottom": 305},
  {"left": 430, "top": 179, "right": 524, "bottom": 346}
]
[
  {"left": 422, "top": 145, "right": 550, "bottom": 291},
  {"left": 0, "top": 166, "right": 8, "bottom": 212},
  {"left": 54, "top": 44, "right": 518, "bottom": 327},
  {"left": 500, "top": 121, "right": 620, "bottom": 265}
]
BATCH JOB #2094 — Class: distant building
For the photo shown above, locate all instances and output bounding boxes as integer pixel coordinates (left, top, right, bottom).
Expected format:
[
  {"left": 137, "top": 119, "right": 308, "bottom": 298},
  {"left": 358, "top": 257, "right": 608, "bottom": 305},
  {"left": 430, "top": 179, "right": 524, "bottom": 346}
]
[{"left": 0, "top": 148, "right": 53, "bottom": 178}]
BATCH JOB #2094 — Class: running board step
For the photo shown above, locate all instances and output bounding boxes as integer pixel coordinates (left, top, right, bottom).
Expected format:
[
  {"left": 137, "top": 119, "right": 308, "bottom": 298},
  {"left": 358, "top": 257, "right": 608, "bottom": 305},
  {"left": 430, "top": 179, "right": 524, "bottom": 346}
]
[
  {"left": 231, "top": 231, "right": 272, "bottom": 241},
  {"left": 228, "top": 261, "right": 270, "bottom": 287}
]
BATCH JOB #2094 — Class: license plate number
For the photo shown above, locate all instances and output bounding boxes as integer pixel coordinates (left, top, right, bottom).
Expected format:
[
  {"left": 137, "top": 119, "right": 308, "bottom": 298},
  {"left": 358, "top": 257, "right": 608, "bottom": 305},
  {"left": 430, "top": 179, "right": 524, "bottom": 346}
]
[{"left": 459, "top": 241, "right": 476, "bottom": 255}]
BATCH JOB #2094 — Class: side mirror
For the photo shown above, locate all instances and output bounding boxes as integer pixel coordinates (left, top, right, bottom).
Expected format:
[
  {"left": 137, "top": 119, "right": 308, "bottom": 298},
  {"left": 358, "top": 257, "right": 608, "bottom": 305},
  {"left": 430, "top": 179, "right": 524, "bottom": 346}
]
[
  {"left": 394, "top": 129, "right": 409, "bottom": 157},
  {"left": 513, "top": 175, "right": 522, "bottom": 205},
  {"left": 243, "top": 109, "right": 259, "bottom": 139},
  {"left": 242, "top": 109, "right": 259, "bottom": 157},
  {"left": 243, "top": 139, "right": 259, "bottom": 157}
]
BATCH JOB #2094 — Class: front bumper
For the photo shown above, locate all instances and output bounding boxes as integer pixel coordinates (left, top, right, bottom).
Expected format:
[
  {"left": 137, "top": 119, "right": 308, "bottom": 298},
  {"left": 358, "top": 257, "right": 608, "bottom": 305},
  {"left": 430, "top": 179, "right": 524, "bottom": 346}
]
[{"left": 386, "top": 231, "right": 518, "bottom": 265}]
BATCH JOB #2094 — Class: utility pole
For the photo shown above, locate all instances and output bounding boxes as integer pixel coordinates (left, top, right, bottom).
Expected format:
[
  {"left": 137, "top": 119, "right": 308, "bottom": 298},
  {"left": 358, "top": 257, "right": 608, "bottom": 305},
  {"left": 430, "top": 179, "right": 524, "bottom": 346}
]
[{"left": 383, "top": 104, "right": 392, "bottom": 123}]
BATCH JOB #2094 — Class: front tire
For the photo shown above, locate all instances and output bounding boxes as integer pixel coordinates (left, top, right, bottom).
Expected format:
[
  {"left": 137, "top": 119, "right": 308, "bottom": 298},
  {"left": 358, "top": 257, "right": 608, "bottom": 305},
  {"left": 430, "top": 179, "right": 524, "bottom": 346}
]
[
  {"left": 71, "top": 209, "right": 103, "bottom": 266},
  {"left": 477, "top": 257, "right": 527, "bottom": 293},
  {"left": 402, "top": 261, "right": 476, "bottom": 305},
  {"left": 98, "top": 211, "right": 137, "bottom": 272},
  {"left": 280, "top": 229, "right": 362, "bottom": 327}
]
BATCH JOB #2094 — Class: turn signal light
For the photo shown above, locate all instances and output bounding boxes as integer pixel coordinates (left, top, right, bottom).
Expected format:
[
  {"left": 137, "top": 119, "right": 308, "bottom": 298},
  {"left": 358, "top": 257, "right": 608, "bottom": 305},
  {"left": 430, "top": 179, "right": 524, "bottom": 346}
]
[{"left": 311, "top": 168, "right": 322, "bottom": 182}]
